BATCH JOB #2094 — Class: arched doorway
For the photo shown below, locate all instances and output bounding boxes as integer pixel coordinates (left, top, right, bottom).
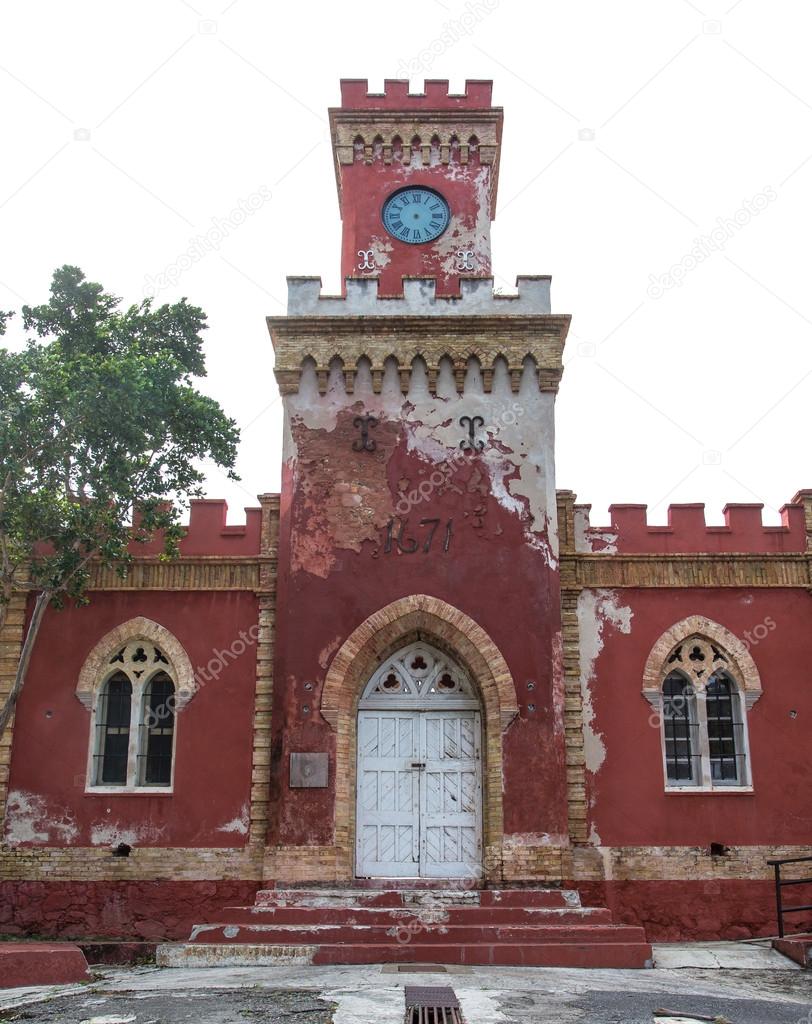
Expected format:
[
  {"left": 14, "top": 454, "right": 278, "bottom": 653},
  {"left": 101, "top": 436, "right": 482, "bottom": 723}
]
[{"left": 356, "top": 641, "right": 483, "bottom": 879}]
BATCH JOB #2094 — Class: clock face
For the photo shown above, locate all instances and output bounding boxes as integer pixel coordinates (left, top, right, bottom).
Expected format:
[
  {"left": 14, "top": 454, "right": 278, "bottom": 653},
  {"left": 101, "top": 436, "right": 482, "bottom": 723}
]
[{"left": 381, "top": 187, "right": 450, "bottom": 244}]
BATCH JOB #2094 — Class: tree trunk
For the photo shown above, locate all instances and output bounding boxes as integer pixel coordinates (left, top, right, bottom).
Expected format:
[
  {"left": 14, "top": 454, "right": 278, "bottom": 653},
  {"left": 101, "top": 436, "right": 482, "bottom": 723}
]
[{"left": 0, "top": 590, "right": 50, "bottom": 738}]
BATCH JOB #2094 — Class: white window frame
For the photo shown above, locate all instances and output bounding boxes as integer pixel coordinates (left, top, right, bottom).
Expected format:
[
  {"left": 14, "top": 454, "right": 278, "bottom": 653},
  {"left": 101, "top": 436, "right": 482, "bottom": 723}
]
[
  {"left": 658, "top": 667, "right": 753, "bottom": 793},
  {"left": 643, "top": 619, "right": 762, "bottom": 795},
  {"left": 86, "top": 641, "right": 178, "bottom": 795}
]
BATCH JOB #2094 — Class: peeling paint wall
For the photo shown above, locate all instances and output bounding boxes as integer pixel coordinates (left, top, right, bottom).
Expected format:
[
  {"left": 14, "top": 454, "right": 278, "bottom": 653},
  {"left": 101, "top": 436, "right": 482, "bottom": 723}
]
[
  {"left": 283, "top": 359, "right": 558, "bottom": 565},
  {"left": 271, "top": 348, "right": 569, "bottom": 852},
  {"left": 4, "top": 791, "right": 78, "bottom": 846}
]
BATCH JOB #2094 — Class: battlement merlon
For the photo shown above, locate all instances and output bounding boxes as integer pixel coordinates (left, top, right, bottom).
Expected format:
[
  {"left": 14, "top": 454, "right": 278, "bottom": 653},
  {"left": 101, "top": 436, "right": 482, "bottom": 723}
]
[
  {"left": 329, "top": 79, "right": 503, "bottom": 214},
  {"left": 268, "top": 276, "right": 568, "bottom": 397},
  {"left": 125, "top": 496, "right": 280, "bottom": 557},
  {"left": 556, "top": 493, "right": 812, "bottom": 555},
  {"left": 339, "top": 79, "right": 495, "bottom": 109}
]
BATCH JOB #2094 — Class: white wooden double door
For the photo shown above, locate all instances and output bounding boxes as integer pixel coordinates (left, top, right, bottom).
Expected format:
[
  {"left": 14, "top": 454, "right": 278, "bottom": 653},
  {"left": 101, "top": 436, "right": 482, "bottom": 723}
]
[{"left": 356, "top": 709, "right": 482, "bottom": 878}]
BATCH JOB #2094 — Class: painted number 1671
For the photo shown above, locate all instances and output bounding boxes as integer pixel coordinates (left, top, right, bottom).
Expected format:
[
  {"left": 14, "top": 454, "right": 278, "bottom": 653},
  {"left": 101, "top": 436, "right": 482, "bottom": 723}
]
[{"left": 383, "top": 518, "right": 453, "bottom": 555}]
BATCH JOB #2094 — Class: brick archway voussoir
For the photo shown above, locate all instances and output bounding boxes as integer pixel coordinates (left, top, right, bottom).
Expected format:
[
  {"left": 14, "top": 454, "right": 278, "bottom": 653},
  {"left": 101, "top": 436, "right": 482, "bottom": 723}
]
[{"left": 320, "top": 595, "right": 518, "bottom": 730}]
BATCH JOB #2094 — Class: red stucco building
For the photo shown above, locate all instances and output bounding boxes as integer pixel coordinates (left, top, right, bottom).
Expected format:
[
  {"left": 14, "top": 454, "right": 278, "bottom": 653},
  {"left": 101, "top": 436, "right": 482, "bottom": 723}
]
[{"left": 2, "top": 79, "right": 810, "bottom": 967}]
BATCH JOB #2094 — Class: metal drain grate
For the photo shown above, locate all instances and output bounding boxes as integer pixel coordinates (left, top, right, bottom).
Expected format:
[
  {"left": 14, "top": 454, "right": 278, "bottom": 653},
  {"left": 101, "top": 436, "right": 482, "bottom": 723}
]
[
  {"left": 398, "top": 964, "right": 449, "bottom": 973},
  {"left": 404, "top": 985, "right": 463, "bottom": 1024}
]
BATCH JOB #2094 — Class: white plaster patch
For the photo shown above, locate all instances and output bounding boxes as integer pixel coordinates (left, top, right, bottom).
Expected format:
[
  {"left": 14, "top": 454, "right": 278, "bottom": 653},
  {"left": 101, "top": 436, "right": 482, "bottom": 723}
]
[
  {"left": 364, "top": 234, "right": 392, "bottom": 271},
  {"left": 437, "top": 165, "right": 491, "bottom": 278},
  {"left": 318, "top": 634, "right": 345, "bottom": 670},
  {"left": 504, "top": 831, "right": 568, "bottom": 847},
  {"left": 399, "top": 386, "right": 558, "bottom": 559},
  {"left": 217, "top": 804, "right": 249, "bottom": 836},
  {"left": 4, "top": 790, "right": 78, "bottom": 845},
  {"left": 90, "top": 821, "right": 165, "bottom": 847},
  {"left": 577, "top": 590, "right": 633, "bottom": 774},
  {"left": 574, "top": 507, "right": 618, "bottom": 553}
]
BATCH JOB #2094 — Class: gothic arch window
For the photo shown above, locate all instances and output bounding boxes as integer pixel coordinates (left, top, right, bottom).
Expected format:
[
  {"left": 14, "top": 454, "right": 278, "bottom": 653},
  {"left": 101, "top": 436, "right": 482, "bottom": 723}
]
[
  {"left": 653, "top": 634, "right": 752, "bottom": 790},
  {"left": 88, "top": 639, "right": 179, "bottom": 791}
]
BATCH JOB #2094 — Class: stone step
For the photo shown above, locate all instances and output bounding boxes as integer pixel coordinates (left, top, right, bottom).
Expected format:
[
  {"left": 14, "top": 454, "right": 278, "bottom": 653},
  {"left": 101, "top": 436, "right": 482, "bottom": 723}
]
[
  {"left": 313, "top": 941, "right": 653, "bottom": 969},
  {"left": 158, "top": 940, "right": 653, "bottom": 970},
  {"left": 479, "top": 889, "right": 582, "bottom": 908},
  {"left": 215, "top": 904, "right": 613, "bottom": 926},
  {"left": 253, "top": 887, "right": 580, "bottom": 910},
  {"left": 188, "top": 922, "right": 647, "bottom": 946}
]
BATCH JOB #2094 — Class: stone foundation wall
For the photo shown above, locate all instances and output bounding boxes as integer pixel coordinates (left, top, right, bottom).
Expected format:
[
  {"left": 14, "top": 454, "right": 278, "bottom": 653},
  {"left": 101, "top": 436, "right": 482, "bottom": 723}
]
[
  {"left": 578, "top": 879, "right": 806, "bottom": 942},
  {"left": 0, "top": 880, "right": 259, "bottom": 941}
]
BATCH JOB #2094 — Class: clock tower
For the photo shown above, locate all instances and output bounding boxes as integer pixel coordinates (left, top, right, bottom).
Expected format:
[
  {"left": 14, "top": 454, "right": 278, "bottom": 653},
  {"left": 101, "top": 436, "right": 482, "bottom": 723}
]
[
  {"left": 268, "top": 79, "right": 572, "bottom": 885},
  {"left": 330, "top": 78, "right": 501, "bottom": 295}
]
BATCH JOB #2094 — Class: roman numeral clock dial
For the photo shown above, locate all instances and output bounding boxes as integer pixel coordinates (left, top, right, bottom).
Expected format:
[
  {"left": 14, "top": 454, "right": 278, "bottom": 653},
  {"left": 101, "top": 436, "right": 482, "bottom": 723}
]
[{"left": 382, "top": 187, "right": 451, "bottom": 244}]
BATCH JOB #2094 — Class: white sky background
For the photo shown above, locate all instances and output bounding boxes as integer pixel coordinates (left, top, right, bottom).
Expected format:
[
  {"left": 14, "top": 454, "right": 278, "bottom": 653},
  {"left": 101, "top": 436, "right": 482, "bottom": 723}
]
[{"left": 1, "top": 0, "right": 810, "bottom": 527}]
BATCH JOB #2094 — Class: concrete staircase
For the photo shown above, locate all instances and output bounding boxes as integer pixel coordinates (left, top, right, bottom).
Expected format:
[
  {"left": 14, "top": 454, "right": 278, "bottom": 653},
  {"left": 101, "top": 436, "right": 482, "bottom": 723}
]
[{"left": 157, "top": 887, "right": 653, "bottom": 969}]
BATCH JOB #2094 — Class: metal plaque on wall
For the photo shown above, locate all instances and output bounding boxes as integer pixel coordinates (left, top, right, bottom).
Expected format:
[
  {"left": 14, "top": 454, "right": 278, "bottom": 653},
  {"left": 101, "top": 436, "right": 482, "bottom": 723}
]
[{"left": 290, "top": 752, "right": 329, "bottom": 788}]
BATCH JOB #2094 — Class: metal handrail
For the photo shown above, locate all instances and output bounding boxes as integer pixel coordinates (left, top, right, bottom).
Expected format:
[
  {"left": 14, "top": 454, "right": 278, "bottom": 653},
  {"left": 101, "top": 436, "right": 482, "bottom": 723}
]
[{"left": 766, "top": 855, "right": 812, "bottom": 938}]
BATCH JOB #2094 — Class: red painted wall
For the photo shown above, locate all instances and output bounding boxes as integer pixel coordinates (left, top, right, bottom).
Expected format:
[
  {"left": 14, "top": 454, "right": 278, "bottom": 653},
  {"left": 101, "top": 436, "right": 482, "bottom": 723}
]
[
  {"left": 585, "top": 588, "right": 812, "bottom": 848},
  {"left": 270, "top": 411, "right": 568, "bottom": 854},
  {"left": 6, "top": 590, "right": 259, "bottom": 849},
  {"left": 339, "top": 151, "right": 493, "bottom": 296}
]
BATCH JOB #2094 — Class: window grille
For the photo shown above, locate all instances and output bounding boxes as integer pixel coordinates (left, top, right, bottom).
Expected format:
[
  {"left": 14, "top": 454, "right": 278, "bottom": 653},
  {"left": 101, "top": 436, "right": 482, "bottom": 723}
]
[
  {"left": 138, "top": 671, "right": 175, "bottom": 786},
  {"left": 706, "top": 673, "right": 744, "bottom": 783},
  {"left": 94, "top": 672, "right": 132, "bottom": 785},
  {"left": 662, "top": 672, "right": 698, "bottom": 783}
]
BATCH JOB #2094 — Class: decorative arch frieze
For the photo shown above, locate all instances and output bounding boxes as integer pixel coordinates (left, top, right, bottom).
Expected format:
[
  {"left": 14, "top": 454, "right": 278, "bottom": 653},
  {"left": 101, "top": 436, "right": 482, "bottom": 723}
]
[
  {"left": 75, "top": 617, "right": 196, "bottom": 711},
  {"left": 321, "top": 594, "right": 518, "bottom": 731},
  {"left": 642, "top": 615, "right": 763, "bottom": 709}
]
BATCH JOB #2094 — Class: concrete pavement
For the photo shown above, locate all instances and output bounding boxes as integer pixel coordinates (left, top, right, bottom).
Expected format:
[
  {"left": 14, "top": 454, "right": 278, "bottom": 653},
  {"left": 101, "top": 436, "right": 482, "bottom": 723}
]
[{"left": 0, "top": 943, "right": 809, "bottom": 1023}]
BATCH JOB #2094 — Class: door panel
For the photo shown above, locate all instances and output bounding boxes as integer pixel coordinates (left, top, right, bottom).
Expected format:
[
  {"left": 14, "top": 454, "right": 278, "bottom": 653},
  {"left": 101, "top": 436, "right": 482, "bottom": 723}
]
[
  {"left": 420, "top": 711, "right": 482, "bottom": 878},
  {"left": 356, "top": 711, "right": 420, "bottom": 876},
  {"left": 356, "top": 709, "right": 482, "bottom": 879}
]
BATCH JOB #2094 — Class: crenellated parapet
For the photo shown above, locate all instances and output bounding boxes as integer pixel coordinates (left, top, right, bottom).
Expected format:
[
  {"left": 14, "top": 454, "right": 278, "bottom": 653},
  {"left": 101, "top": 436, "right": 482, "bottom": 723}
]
[
  {"left": 572, "top": 499, "right": 809, "bottom": 554},
  {"left": 339, "top": 79, "right": 496, "bottom": 110},
  {"left": 268, "top": 277, "right": 568, "bottom": 397},
  {"left": 129, "top": 499, "right": 271, "bottom": 557},
  {"left": 286, "top": 275, "right": 551, "bottom": 315}
]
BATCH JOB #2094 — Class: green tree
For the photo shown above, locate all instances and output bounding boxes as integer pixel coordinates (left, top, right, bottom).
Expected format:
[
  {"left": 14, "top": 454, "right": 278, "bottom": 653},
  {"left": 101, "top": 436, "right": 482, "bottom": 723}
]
[{"left": 0, "top": 265, "right": 239, "bottom": 735}]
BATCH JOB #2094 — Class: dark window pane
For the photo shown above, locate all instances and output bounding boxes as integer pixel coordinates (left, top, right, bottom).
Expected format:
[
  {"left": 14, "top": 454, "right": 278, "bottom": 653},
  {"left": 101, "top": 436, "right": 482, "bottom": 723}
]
[
  {"left": 95, "top": 672, "right": 132, "bottom": 785},
  {"left": 139, "top": 672, "right": 175, "bottom": 786},
  {"left": 663, "top": 673, "right": 697, "bottom": 783},
  {"left": 706, "top": 673, "right": 742, "bottom": 782}
]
